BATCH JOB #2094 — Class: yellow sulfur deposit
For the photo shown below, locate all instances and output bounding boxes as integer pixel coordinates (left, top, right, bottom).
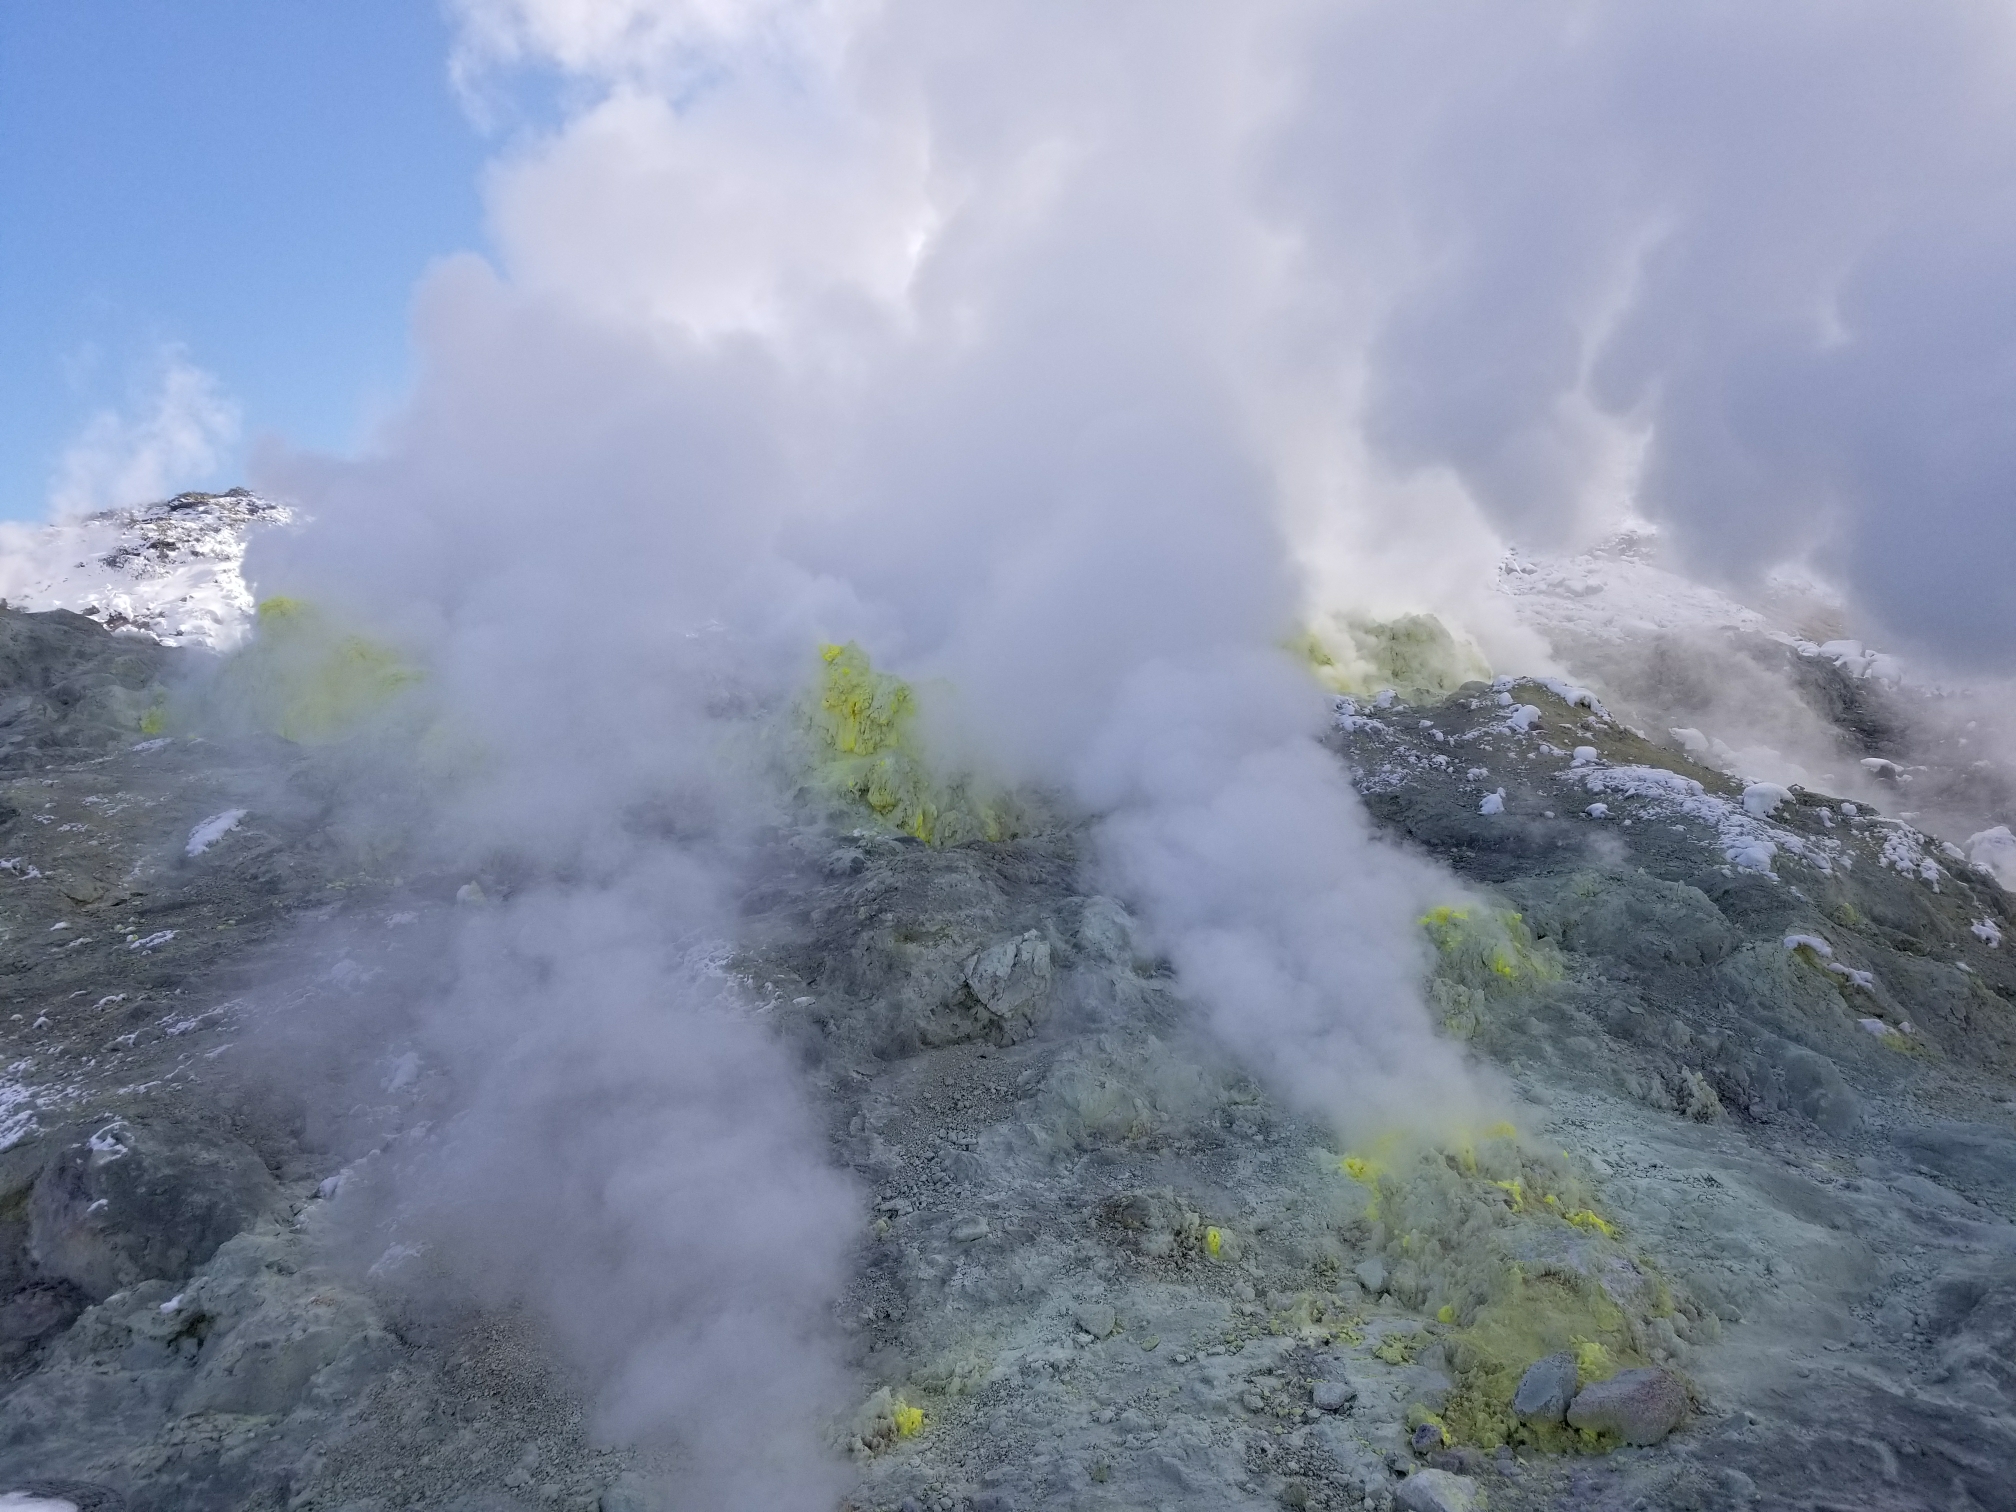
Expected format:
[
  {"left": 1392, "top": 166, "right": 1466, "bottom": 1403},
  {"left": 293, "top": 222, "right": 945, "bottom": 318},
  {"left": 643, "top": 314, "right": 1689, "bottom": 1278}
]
[
  {"left": 1296, "top": 612, "right": 1492, "bottom": 700},
  {"left": 212, "top": 597, "right": 423, "bottom": 745},
  {"left": 1330, "top": 1129, "right": 1681, "bottom": 1451},
  {"left": 1420, "top": 906, "right": 1560, "bottom": 985},
  {"left": 1419, "top": 906, "right": 1562, "bottom": 1040},
  {"left": 1205, "top": 1226, "right": 1223, "bottom": 1258},
  {"left": 800, "top": 643, "right": 1016, "bottom": 846},
  {"left": 1574, "top": 1338, "right": 1614, "bottom": 1384},
  {"left": 892, "top": 1401, "right": 925, "bottom": 1437}
]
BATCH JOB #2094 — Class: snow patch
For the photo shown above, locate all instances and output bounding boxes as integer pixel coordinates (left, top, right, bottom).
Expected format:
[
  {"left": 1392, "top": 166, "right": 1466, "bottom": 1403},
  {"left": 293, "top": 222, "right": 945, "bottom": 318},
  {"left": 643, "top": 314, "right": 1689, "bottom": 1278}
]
[
  {"left": 1741, "top": 783, "right": 1791, "bottom": 818},
  {"left": 0, "top": 1073, "right": 37, "bottom": 1152},
  {"left": 1567, "top": 764, "right": 1843, "bottom": 877},
  {"left": 1877, "top": 827, "right": 1943, "bottom": 889},
  {"left": 1479, "top": 789, "right": 1506, "bottom": 816},
  {"left": 184, "top": 808, "right": 247, "bottom": 858},
  {"left": 1534, "top": 677, "right": 1608, "bottom": 717},
  {"left": 1785, "top": 934, "right": 1875, "bottom": 988}
]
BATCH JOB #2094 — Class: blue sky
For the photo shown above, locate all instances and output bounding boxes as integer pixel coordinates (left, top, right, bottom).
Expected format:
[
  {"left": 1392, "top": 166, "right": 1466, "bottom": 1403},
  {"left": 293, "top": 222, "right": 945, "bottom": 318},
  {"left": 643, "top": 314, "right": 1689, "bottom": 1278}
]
[{"left": 0, "top": 2, "right": 488, "bottom": 520}]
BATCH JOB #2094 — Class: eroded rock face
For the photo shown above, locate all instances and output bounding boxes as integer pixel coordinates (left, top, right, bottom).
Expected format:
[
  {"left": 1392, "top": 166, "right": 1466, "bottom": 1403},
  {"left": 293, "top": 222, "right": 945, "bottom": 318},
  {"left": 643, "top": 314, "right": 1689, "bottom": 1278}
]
[
  {"left": 0, "top": 609, "right": 171, "bottom": 768},
  {"left": 3, "top": 588, "right": 2016, "bottom": 1512},
  {"left": 929, "top": 931, "right": 1054, "bottom": 1047}
]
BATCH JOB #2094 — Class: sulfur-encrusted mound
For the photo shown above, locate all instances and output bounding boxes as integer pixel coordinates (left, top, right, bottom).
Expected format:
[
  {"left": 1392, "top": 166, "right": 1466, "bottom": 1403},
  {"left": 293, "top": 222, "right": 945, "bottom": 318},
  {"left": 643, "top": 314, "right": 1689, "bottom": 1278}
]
[{"left": 799, "top": 641, "right": 1023, "bottom": 845}]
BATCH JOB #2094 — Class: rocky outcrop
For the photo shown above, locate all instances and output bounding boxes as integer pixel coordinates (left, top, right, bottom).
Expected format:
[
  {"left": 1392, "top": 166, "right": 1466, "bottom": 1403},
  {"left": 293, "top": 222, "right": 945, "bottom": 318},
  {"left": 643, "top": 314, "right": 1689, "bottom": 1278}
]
[{"left": 0, "top": 606, "right": 2013, "bottom": 1511}]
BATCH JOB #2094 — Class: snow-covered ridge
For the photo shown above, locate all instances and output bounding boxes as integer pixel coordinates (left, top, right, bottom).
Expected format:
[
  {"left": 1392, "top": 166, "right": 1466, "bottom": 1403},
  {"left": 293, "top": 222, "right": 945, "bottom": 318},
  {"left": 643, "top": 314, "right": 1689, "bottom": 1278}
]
[
  {"left": 0, "top": 489, "right": 289, "bottom": 650},
  {"left": 1498, "top": 529, "right": 1904, "bottom": 684}
]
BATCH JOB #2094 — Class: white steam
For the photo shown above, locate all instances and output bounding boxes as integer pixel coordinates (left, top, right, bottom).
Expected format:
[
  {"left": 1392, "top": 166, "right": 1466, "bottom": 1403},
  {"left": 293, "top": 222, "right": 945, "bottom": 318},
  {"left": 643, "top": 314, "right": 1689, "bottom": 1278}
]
[
  {"left": 1078, "top": 651, "right": 1473, "bottom": 1133},
  {"left": 240, "top": 0, "right": 2016, "bottom": 1500},
  {"left": 49, "top": 352, "right": 239, "bottom": 519}
]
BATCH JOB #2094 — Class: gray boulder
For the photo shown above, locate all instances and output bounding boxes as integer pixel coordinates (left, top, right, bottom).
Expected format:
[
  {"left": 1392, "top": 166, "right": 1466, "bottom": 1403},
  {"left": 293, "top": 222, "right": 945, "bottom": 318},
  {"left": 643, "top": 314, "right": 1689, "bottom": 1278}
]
[
  {"left": 1512, "top": 1350, "right": 1578, "bottom": 1424},
  {"left": 1567, "top": 1366, "right": 1688, "bottom": 1444},
  {"left": 23, "top": 1118, "right": 278, "bottom": 1300}
]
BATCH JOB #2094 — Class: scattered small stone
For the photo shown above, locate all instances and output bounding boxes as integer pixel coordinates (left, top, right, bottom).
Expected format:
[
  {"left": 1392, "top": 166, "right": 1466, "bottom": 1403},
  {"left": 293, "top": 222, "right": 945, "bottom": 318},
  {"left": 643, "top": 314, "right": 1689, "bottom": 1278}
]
[
  {"left": 1566, "top": 1367, "right": 1687, "bottom": 1445},
  {"left": 1394, "top": 1467, "right": 1483, "bottom": 1512},
  {"left": 1312, "top": 1380, "right": 1356, "bottom": 1412},
  {"left": 1511, "top": 1351, "right": 1577, "bottom": 1424}
]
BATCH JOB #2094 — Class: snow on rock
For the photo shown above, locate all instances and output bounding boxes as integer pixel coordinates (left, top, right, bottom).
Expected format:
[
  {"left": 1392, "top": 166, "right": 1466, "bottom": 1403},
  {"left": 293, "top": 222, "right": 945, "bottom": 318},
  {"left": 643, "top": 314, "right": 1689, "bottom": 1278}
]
[
  {"left": 0, "top": 489, "right": 290, "bottom": 649},
  {"left": 1878, "top": 826, "right": 1944, "bottom": 888},
  {"left": 0, "top": 1068, "right": 39, "bottom": 1152},
  {"left": 1500, "top": 532, "right": 1912, "bottom": 692},
  {"left": 1499, "top": 533, "right": 1774, "bottom": 644},
  {"left": 1479, "top": 789, "right": 1506, "bottom": 815},
  {"left": 1567, "top": 764, "right": 1841, "bottom": 877},
  {"left": 1785, "top": 933, "right": 1876, "bottom": 989},
  {"left": 1813, "top": 640, "right": 1906, "bottom": 683},
  {"left": 185, "top": 809, "right": 248, "bottom": 858},
  {"left": 1971, "top": 918, "right": 2003, "bottom": 948},
  {"left": 1742, "top": 783, "right": 1791, "bottom": 818},
  {"left": 1967, "top": 826, "right": 2016, "bottom": 891},
  {"left": 1535, "top": 677, "right": 1609, "bottom": 717}
]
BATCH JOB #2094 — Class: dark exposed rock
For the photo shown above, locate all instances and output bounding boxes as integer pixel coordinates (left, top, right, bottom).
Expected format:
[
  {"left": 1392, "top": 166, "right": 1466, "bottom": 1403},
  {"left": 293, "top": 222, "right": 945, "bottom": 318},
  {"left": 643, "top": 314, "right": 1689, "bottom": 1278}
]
[
  {"left": 19, "top": 1118, "right": 278, "bottom": 1301},
  {"left": 0, "top": 608, "right": 172, "bottom": 767}
]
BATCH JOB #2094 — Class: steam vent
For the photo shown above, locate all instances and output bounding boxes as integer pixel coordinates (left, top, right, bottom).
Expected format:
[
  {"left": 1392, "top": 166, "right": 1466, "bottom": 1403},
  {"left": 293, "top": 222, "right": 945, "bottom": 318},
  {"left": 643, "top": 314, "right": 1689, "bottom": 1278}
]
[
  {"left": 12, "top": 8, "right": 2016, "bottom": 1510},
  {"left": 0, "top": 494, "right": 2006, "bottom": 1512}
]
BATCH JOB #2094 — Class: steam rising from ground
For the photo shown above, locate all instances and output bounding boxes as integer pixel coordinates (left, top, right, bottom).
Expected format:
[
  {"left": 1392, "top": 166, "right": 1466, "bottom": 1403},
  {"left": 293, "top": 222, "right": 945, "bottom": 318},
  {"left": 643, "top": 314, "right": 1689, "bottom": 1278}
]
[{"left": 227, "top": 0, "right": 2016, "bottom": 1502}]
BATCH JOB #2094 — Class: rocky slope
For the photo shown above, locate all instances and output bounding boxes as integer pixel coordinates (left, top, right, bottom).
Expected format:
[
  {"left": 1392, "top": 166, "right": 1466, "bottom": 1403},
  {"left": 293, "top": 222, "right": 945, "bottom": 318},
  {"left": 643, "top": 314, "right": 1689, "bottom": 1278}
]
[{"left": 0, "top": 519, "right": 2012, "bottom": 1512}]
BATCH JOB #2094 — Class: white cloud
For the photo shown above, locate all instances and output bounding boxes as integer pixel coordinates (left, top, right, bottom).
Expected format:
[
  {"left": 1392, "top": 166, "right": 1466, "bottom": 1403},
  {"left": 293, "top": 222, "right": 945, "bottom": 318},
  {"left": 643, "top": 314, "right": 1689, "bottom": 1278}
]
[{"left": 48, "top": 352, "right": 239, "bottom": 519}]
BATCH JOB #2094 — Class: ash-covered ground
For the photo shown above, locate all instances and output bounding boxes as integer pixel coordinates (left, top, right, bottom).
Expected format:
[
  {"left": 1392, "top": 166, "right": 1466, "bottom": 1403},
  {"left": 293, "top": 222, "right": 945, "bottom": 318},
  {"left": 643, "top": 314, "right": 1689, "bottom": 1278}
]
[{"left": 1, "top": 598, "right": 2014, "bottom": 1512}]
